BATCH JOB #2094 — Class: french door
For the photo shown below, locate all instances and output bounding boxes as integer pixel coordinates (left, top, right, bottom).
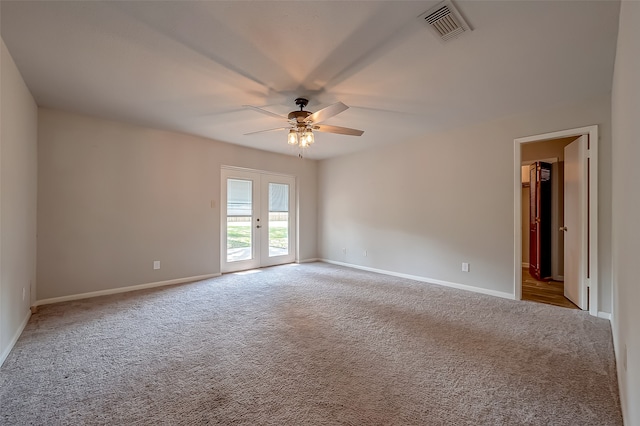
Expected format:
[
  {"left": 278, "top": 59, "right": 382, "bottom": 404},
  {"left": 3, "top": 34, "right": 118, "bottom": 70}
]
[{"left": 221, "top": 168, "right": 296, "bottom": 273}]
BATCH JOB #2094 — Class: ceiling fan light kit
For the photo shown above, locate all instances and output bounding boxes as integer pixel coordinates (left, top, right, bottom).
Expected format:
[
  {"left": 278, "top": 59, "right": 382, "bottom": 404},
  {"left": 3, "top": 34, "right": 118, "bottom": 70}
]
[
  {"left": 287, "top": 128, "right": 314, "bottom": 147},
  {"left": 285, "top": 98, "right": 315, "bottom": 148},
  {"left": 301, "top": 129, "right": 314, "bottom": 147},
  {"left": 287, "top": 129, "right": 298, "bottom": 145},
  {"left": 244, "top": 97, "right": 363, "bottom": 153}
]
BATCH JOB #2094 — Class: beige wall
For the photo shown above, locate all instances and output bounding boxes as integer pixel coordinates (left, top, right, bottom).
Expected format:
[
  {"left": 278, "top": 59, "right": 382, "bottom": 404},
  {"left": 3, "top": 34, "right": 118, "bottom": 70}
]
[
  {"left": 611, "top": 1, "right": 640, "bottom": 424},
  {"left": 319, "top": 95, "right": 612, "bottom": 312},
  {"left": 37, "top": 109, "right": 318, "bottom": 300},
  {"left": 0, "top": 39, "right": 38, "bottom": 365}
]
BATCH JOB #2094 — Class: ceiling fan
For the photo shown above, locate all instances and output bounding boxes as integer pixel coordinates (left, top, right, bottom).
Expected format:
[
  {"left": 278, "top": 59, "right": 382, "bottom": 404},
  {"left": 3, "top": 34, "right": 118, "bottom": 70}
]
[{"left": 243, "top": 98, "right": 364, "bottom": 148}]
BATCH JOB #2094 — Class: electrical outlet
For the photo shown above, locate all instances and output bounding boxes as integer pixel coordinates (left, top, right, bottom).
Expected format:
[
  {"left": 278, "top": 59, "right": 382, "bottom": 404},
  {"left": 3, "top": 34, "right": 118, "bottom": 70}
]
[
  {"left": 153, "top": 261, "right": 161, "bottom": 270},
  {"left": 364, "top": 250, "right": 368, "bottom": 257},
  {"left": 462, "top": 262, "right": 470, "bottom": 272},
  {"left": 22, "top": 287, "right": 26, "bottom": 301},
  {"left": 342, "top": 248, "right": 346, "bottom": 254}
]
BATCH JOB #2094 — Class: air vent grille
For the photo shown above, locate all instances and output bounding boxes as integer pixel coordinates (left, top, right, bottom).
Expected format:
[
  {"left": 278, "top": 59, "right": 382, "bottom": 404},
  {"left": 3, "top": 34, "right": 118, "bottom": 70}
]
[{"left": 419, "top": 0, "right": 472, "bottom": 42}]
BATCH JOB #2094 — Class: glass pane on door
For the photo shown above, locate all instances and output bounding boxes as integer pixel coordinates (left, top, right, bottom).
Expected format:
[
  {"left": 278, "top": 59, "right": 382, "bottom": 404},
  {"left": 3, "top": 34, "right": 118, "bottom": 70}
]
[
  {"left": 268, "top": 182, "right": 289, "bottom": 257},
  {"left": 227, "top": 179, "right": 253, "bottom": 262}
]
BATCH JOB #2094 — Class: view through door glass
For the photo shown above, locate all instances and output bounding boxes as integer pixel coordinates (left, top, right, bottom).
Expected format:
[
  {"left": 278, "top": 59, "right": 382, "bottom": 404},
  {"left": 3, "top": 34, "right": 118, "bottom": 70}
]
[
  {"left": 227, "top": 178, "right": 253, "bottom": 262},
  {"left": 268, "top": 183, "right": 289, "bottom": 257}
]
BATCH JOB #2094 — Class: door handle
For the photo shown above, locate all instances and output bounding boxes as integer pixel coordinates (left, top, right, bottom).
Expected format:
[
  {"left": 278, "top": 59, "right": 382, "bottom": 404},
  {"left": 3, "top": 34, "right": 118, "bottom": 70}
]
[
  {"left": 256, "top": 225, "right": 262, "bottom": 229},
  {"left": 559, "top": 226, "right": 567, "bottom": 232}
]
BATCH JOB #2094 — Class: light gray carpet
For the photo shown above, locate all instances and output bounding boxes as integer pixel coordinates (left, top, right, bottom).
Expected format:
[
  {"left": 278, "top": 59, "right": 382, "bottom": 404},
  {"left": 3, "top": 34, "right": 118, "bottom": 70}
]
[{"left": 0, "top": 262, "right": 622, "bottom": 425}]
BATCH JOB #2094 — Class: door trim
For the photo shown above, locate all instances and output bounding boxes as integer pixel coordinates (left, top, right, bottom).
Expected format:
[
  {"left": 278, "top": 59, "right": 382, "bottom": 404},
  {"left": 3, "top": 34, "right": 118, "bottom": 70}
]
[{"left": 513, "top": 125, "right": 598, "bottom": 316}]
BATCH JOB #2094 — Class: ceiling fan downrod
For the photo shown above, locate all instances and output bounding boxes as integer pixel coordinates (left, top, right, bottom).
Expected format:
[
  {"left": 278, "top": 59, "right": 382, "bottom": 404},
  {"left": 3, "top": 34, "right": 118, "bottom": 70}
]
[{"left": 294, "top": 97, "right": 309, "bottom": 111}]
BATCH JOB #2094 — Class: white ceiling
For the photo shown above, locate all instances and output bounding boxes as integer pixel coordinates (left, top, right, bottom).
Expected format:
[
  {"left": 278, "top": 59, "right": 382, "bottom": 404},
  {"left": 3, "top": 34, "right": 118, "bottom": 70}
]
[{"left": 1, "top": 1, "right": 620, "bottom": 159}]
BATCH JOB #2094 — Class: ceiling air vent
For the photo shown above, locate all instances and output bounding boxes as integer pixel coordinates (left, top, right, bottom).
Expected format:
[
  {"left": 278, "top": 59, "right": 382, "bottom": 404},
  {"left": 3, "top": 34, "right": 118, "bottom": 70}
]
[{"left": 419, "top": 0, "right": 472, "bottom": 42}]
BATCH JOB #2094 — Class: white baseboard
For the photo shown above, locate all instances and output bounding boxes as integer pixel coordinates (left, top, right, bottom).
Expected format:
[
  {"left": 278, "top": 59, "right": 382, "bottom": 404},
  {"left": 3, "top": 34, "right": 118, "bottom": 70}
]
[
  {"left": 597, "top": 311, "right": 612, "bottom": 321},
  {"left": 321, "top": 259, "right": 515, "bottom": 301},
  {"left": 0, "top": 310, "right": 31, "bottom": 368},
  {"left": 522, "top": 262, "right": 529, "bottom": 268},
  {"left": 35, "top": 273, "right": 221, "bottom": 307},
  {"left": 297, "top": 258, "right": 320, "bottom": 264}
]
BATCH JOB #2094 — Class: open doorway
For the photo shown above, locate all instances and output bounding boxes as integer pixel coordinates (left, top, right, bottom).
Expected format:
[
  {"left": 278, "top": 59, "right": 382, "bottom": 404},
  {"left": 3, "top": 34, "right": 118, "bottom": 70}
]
[
  {"left": 514, "top": 126, "right": 599, "bottom": 316},
  {"left": 520, "top": 138, "right": 577, "bottom": 309}
]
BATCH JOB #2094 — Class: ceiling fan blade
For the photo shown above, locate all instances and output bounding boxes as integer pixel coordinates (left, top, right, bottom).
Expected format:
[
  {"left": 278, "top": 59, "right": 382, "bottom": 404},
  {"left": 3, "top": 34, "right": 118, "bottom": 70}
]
[
  {"left": 305, "top": 102, "right": 349, "bottom": 124},
  {"left": 314, "top": 124, "right": 364, "bottom": 136},
  {"left": 244, "top": 127, "right": 289, "bottom": 136},
  {"left": 242, "top": 105, "right": 290, "bottom": 122}
]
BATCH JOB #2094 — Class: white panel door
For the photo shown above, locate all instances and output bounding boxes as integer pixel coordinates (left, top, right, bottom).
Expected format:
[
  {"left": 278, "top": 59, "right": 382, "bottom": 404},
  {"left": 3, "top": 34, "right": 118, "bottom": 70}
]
[
  {"left": 563, "top": 136, "right": 588, "bottom": 309},
  {"left": 259, "top": 174, "right": 296, "bottom": 267},
  {"left": 222, "top": 169, "right": 261, "bottom": 273},
  {"left": 221, "top": 168, "right": 296, "bottom": 273}
]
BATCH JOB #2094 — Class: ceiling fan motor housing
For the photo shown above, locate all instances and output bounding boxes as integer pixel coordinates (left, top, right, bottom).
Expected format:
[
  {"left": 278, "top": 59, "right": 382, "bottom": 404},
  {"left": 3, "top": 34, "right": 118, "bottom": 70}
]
[
  {"left": 289, "top": 98, "right": 311, "bottom": 125},
  {"left": 288, "top": 110, "right": 312, "bottom": 123}
]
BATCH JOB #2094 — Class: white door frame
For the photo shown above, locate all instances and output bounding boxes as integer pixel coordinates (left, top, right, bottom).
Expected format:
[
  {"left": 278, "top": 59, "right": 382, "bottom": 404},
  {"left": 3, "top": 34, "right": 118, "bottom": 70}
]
[{"left": 513, "top": 125, "right": 598, "bottom": 316}]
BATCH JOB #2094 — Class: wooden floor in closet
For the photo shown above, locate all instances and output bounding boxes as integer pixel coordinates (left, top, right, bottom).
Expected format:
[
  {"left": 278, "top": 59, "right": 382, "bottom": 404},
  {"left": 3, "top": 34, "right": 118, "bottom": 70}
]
[{"left": 522, "top": 268, "right": 579, "bottom": 310}]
